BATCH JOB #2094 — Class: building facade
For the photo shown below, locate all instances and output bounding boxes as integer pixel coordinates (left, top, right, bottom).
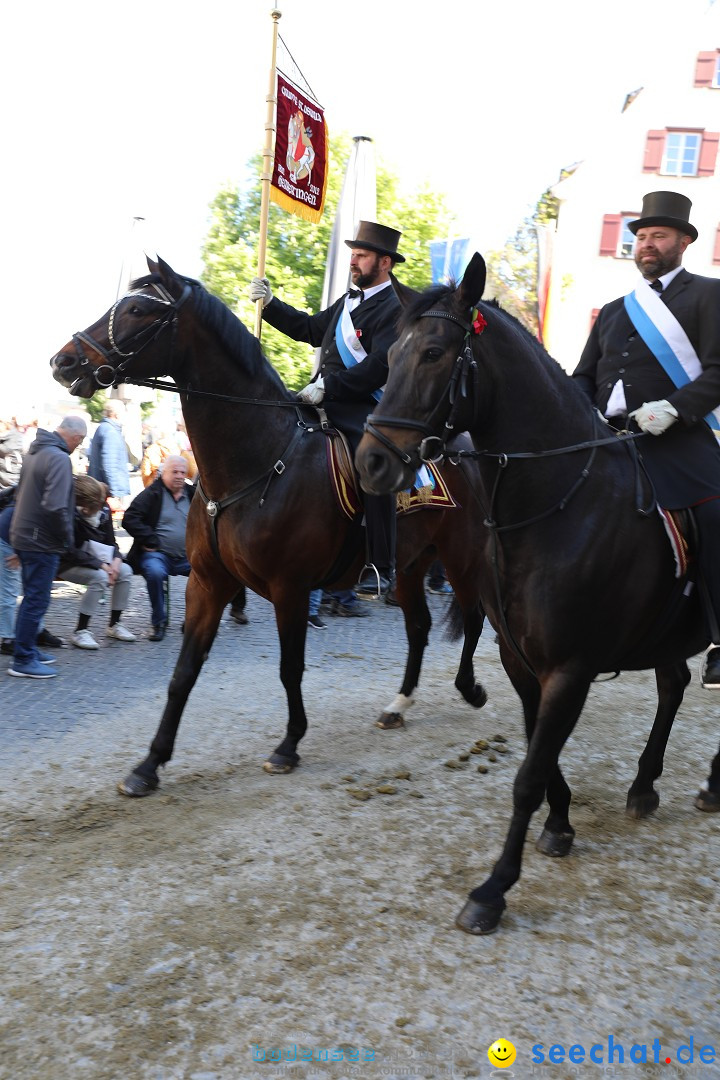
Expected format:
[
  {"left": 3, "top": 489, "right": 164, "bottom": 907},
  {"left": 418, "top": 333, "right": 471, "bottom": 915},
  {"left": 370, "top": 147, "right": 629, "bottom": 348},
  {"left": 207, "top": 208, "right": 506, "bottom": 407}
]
[{"left": 545, "top": 9, "right": 720, "bottom": 372}]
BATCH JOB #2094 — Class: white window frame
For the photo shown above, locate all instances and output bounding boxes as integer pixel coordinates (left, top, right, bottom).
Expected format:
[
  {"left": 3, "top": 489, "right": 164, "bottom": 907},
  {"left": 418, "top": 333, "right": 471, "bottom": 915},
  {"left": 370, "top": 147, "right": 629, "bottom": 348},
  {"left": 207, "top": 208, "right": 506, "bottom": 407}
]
[
  {"left": 662, "top": 132, "right": 701, "bottom": 176},
  {"left": 618, "top": 218, "right": 636, "bottom": 258}
]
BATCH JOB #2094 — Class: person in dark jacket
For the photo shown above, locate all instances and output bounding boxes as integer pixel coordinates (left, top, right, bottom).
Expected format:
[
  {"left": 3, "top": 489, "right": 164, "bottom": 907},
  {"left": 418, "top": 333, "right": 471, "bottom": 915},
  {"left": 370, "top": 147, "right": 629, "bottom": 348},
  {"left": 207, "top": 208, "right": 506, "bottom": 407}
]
[
  {"left": 249, "top": 220, "right": 404, "bottom": 599},
  {"left": 8, "top": 415, "right": 87, "bottom": 678},
  {"left": 123, "top": 455, "right": 194, "bottom": 641},
  {"left": 57, "top": 475, "right": 136, "bottom": 649},
  {"left": 574, "top": 191, "right": 720, "bottom": 689}
]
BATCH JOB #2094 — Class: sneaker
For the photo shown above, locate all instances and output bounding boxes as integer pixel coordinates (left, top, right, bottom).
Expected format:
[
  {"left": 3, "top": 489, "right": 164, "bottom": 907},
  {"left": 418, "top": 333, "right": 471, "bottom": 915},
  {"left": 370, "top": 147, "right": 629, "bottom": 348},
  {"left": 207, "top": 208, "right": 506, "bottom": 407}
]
[
  {"left": 701, "top": 646, "right": 720, "bottom": 689},
  {"left": 307, "top": 614, "right": 326, "bottom": 630},
  {"left": 8, "top": 660, "right": 58, "bottom": 679},
  {"left": 36, "top": 628, "right": 67, "bottom": 648},
  {"left": 71, "top": 629, "right": 99, "bottom": 650},
  {"left": 333, "top": 602, "right": 369, "bottom": 618},
  {"left": 428, "top": 581, "right": 453, "bottom": 595},
  {"left": 229, "top": 609, "right": 249, "bottom": 625},
  {"left": 106, "top": 623, "right": 137, "bottom": 641},
  {"left": 0, "top": 639, "right": 14, "bottom": 655},
  {"left": 36, "top": 650, "right": 57, "bottom": 664}
]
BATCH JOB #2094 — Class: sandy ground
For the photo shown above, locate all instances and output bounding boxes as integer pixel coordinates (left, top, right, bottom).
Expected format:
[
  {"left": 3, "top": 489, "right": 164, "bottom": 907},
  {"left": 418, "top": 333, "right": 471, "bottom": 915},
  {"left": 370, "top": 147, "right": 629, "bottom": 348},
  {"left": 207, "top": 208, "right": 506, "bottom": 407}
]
[{"left": 1, "top": 584, "right": 720, "bottom": 1080}]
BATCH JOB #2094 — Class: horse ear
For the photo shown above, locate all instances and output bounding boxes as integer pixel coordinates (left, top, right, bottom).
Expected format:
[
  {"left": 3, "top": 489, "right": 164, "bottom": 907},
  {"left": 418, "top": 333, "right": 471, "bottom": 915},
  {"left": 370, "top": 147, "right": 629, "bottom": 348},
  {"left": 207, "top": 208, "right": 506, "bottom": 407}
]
[
  {"left": 390, "top": 271, "right": 421, "bottom": 310},
  {"left": 457, "top": 253, "right": 486, "bottom": 308},
  {"left": 155, "top": 255, "right": 178, "bottom": 281},
  {"left": 146, "top": 255, "right": 159, "bottom": 276}
]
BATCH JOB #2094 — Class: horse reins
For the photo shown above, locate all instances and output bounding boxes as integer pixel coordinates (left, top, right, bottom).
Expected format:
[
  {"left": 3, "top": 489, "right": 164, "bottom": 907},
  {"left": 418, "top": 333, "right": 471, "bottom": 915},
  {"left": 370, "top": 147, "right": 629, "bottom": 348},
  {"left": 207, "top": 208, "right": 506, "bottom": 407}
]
[
  {"left": 364, "top": 303, "right": 655, "bottom": 677},
  {"left": 69, "top": 282, "right": 193, "bottom": 394}
]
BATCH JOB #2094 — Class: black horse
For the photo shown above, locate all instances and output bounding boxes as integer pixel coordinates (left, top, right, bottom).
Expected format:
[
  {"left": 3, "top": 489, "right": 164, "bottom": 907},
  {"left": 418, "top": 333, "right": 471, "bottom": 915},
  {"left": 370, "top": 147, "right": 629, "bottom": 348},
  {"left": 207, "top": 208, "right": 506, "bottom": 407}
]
[
  {"left": 50, "top": 256, "right": 489, "bottom": 795},
  {"left": 355, "top": 253, "right": 720, "bottom": 935}
]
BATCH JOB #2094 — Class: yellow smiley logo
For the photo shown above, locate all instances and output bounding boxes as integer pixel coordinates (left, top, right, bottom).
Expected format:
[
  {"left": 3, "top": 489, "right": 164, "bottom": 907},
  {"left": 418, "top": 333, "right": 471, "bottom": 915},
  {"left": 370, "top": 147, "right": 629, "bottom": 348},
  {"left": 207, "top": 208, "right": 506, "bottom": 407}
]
[{"left": 488, "top": 1039, "right": 516, "bottom": 1068}]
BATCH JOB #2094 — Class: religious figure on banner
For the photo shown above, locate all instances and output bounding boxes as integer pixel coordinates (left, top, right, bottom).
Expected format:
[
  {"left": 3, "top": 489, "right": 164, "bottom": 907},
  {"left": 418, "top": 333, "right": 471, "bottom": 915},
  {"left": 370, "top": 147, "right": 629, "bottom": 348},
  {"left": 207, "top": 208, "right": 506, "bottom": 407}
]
[{"left": 287, "top": 108, "right": 316, "bottom": 185}]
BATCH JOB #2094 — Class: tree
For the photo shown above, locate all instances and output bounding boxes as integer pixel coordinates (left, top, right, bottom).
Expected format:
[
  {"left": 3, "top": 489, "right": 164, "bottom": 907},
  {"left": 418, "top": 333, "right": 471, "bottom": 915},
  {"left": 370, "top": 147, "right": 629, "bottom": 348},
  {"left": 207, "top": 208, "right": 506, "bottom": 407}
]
[
  {"left": 201, "top": 134, "right": 454, "bottom": 389},
  {"left": 484, "top": 182, "right": 561, "bottom": 337}
]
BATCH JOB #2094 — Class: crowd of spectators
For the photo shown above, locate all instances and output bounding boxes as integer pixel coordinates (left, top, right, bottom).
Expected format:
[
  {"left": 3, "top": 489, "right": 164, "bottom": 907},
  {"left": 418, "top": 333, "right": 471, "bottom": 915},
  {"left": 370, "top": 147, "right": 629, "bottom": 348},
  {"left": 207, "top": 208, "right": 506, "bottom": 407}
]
[{"left": 1, "top": 404, "right": 453, "bottom": 674}]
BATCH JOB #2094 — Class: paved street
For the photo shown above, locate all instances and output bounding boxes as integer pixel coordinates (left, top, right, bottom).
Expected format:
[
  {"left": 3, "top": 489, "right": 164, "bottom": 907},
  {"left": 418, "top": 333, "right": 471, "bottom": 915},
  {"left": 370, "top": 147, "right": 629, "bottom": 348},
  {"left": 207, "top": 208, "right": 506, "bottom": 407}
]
[{"left": 0, "top": 527, "right": 469, "bottom": 783}]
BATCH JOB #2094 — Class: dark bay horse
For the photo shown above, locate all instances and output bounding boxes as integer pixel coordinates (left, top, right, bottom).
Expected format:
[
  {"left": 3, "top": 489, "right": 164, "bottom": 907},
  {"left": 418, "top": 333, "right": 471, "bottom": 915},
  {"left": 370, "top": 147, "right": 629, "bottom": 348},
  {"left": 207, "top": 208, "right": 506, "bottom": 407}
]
[
  {"left": 355, "top": 252, "right": 720, "bottom": 935},
  {"left": 50, "top": 256, "right": 489, "bottom": 795}
]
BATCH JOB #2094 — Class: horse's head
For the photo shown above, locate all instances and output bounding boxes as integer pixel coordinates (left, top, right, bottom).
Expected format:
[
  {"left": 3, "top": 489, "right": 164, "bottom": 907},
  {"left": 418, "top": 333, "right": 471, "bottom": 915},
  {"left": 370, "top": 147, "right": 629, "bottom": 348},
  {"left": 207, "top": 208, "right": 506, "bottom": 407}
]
[
  {"left": 356, "top": 253, "right": 487, "bottom": 494},
  {"left": 50, "top": 256, "right": 193, "bottom": 398}
]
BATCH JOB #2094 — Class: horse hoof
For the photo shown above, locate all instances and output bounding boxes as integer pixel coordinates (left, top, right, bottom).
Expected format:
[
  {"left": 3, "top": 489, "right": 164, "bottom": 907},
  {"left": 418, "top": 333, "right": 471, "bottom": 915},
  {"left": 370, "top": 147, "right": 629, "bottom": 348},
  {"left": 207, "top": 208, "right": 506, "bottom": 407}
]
[
  {"left": 468, "top": 685, "right": 488, "bottom": 709},
  {"left": 455, "top": 898, "right": 504, "bottom": 935},
  {"left": 535, "top": 828, "right": 574, "bottom": 857},
  {"left": 117, "top": 771, "right": 159, "bottom": 797},
  {"left": 625, "top": 790, "right": 660, "bottom": 819},
  {"left": 694, "top": 788, "right": 720, "bottom": 813},
  {"left": 263, "top": 756, "right": 298, "bottom": 774},
  {"left": 376, "top": 712, "right": 405, "bottom": 730}
]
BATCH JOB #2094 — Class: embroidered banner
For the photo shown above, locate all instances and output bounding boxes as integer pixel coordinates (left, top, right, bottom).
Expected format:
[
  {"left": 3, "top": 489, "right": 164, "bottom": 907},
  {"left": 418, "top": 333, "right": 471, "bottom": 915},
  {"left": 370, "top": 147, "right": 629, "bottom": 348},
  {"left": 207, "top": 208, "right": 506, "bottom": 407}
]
[{"left": 271, "top": 72, "right": 328, "bottom": 224}]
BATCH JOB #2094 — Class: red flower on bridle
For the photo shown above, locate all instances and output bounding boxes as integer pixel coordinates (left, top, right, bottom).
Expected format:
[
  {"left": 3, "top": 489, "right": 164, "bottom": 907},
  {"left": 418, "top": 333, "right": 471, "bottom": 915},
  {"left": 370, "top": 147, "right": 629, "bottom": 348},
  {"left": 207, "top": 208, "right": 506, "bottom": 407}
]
[{"left": 471, "top": 308, "right": 487, "bottom": 335}]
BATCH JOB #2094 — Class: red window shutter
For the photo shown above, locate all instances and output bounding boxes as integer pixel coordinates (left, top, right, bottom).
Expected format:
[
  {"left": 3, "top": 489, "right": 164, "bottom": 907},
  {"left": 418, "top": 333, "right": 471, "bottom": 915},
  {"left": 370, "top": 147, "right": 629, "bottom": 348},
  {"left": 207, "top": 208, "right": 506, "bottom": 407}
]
[
  {"left": 714, "top": 225, "right": 720, "bottom": 266},
  {"left": 695, "top": 52, "right": 717, "bottom": 87},
  {"left": 698, "top": 131, "right": 720, "bottom": 176},
  {"left": 643, "top": 130, "right": 665, "bottom": 173},
  {"left": 599, "top": 215, "right": 622, "bottom": 256}
]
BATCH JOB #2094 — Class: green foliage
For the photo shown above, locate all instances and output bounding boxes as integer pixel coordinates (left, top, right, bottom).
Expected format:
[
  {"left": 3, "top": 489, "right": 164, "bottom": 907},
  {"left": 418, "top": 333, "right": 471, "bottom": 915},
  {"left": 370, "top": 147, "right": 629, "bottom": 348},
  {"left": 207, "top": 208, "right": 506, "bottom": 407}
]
[
  {"left": 84, "top": 391, "right": 107, "bottom": 424},
  {"left": 484, "top": 185, "right": 560, "bottom": 336},
  {"left": 201, "top": 134, "right": 454, "bottom": 390}
]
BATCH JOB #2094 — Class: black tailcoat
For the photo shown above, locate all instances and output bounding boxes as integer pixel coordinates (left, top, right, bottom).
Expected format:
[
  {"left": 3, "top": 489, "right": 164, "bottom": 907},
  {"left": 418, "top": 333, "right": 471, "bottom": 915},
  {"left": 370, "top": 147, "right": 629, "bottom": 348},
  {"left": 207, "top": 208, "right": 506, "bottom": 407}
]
[{"left": 574, "top": 269, "right": 720, "bottom": 508}]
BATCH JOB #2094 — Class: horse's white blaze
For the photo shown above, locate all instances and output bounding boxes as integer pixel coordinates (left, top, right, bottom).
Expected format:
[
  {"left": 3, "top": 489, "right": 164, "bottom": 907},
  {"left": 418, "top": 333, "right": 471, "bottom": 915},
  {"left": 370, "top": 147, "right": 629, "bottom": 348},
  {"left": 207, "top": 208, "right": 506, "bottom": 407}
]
[{"left": 382, "top": 692, "right": 415, "bottom": 717}]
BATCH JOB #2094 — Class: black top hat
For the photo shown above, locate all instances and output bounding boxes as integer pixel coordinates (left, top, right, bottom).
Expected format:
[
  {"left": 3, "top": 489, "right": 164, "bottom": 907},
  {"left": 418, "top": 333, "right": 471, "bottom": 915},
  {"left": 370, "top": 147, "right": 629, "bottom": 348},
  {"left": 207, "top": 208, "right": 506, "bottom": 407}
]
[
  {"left": 345, "top": 220, "right": 405, "bottom": 263},
  {"left": 628, "top": 191, "right": 698, "bottom": 242}
]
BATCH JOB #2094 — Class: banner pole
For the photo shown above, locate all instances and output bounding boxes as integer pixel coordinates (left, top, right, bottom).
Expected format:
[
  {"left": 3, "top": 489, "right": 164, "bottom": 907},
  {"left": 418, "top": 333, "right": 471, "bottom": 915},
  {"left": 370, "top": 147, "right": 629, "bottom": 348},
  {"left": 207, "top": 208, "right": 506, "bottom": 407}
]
[{"left": 254, "top": 5, "right": 282, "bottom": 339}]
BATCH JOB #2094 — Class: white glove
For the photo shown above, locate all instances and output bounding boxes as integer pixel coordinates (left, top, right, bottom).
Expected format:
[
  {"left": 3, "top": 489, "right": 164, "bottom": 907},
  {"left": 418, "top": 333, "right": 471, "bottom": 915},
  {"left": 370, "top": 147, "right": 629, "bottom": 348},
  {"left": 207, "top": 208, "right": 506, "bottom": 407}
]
[
  {"left": 249, "top": 277, "right": 273, "bottom": 307},
  {"left": 629, "top": 399, "right": 678, "bottom": 436},
  {"left": 297, "top": 376, "right": 325, "bottom": 405}
]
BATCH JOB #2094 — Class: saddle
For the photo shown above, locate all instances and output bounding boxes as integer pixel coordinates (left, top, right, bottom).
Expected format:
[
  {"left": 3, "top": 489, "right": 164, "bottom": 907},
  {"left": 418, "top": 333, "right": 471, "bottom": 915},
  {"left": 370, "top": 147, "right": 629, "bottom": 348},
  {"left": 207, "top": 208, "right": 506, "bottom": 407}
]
[
  {"left": 323, "top": 425, "right": 456, "bottom": 520},
  {"left": 658, "top": 507, "right": 692, "bottom": 578}
]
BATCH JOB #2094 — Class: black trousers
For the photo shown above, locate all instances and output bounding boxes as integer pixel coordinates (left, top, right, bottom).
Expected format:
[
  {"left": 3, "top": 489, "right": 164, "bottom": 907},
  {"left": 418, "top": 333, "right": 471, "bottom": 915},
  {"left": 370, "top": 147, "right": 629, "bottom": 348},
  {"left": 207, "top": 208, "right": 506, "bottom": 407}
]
[
  {"left": 323, "top": 399, "right": 396, "bottom": 576},
  {"left": 693, "top": 498, "right": 720, "bottom": 641}
]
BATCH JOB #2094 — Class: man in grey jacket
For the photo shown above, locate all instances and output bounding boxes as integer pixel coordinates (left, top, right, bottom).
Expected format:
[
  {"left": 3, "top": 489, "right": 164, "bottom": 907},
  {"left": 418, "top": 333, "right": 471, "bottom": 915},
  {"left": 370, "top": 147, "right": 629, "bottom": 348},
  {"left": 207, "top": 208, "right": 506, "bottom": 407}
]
[{"left": 8, "top": 414, "right": 87, "bottom": 678}]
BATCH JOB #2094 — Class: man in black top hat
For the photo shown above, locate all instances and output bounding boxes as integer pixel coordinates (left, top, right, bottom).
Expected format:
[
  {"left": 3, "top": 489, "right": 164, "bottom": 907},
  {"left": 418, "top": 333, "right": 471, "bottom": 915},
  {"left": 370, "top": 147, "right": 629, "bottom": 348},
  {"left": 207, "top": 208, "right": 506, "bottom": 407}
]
[
  {"left": 249, "top": 220, "right": 404, "bottom": 598},
  {"left": 574, "top": 190, "right": 720, "bottom": 688}
]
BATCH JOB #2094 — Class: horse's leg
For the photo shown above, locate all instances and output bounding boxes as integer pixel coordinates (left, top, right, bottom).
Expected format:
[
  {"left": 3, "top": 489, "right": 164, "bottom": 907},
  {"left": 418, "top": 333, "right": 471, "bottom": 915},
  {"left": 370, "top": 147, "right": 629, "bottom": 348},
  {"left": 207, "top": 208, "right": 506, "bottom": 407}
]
[
  {"left": 263, "top": 591, "right": 310, "bottom": 774},
  {"left": 377, "top": 566, "right": 431, "bottom": 730},
  {"left": 626, "top": 662, "right": 690, "bottom": 818},
  {"left": 695, "top": 740, "right": 720, "bottom": 812},
  {"left": 456, "top": 670, "right": 591, "bottom": 935},
  {"left": 118, "top": 575, "right": 227, "bottom": 797},
  {"left": 450, "top": 593, "right": 488, "bottom": 709}
]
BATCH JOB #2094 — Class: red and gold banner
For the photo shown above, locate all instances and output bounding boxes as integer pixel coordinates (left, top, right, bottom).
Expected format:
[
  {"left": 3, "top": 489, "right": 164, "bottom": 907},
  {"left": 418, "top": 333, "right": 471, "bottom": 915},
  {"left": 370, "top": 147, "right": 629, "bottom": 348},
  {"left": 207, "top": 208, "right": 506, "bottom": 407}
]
[{"left": 270, "top": 72, "right": 328, "bottom": 224}]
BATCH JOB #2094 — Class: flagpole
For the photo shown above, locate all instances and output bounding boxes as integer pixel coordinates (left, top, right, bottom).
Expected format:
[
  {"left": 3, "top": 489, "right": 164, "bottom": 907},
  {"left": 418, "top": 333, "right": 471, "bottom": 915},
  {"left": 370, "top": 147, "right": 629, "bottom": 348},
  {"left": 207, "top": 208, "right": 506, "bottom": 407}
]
[{"left": 254, "top": 5, "right": 282, "bottom": 339}]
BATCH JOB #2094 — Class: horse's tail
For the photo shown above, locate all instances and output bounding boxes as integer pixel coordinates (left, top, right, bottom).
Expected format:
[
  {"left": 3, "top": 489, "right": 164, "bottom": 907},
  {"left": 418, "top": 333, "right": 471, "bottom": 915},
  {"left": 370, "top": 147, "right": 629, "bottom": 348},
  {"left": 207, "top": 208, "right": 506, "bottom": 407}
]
[{"left": 443, "top": 596, "right": 465, "bottom": 642}]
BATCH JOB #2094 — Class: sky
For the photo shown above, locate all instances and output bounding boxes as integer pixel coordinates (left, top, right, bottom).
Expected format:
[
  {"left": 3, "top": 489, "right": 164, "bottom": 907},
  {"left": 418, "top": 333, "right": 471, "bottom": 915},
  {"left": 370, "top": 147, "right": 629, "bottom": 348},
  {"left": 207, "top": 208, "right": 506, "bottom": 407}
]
[{"left": 2, "top": 0, "right": 715, "bottom": 415}]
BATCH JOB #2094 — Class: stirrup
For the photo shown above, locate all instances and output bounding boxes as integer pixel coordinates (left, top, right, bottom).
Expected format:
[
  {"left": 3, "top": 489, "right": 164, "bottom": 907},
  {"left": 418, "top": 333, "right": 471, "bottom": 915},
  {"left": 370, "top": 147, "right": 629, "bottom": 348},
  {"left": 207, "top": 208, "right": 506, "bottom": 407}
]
[{"left": 355, "top": 563, "right": 382, "bottom": 599}]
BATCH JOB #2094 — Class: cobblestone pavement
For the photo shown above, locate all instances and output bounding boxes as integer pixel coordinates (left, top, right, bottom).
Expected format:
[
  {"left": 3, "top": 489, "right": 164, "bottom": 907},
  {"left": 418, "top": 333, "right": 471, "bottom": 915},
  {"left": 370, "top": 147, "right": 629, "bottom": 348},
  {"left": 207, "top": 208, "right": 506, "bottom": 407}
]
[{"left": 0, "top": 527, "right": 470, "bottom": 783}]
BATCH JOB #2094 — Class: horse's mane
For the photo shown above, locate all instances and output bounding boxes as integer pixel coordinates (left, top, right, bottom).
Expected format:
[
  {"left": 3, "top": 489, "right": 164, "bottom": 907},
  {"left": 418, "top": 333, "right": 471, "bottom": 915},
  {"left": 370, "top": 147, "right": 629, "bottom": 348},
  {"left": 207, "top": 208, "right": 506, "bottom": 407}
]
[
  {"left": 129, "top": 273, "right": 290, "bottom": 397},
  {"left": 397, "top": 280, "right": 596, "bottom": 417}
]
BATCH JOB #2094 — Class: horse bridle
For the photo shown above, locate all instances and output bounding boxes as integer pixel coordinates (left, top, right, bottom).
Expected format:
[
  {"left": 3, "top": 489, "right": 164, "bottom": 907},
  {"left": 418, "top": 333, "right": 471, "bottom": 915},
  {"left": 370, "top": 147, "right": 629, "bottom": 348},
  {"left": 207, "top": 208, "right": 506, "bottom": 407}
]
[
  {"left": 364, "top": 307, "right": 479, "bottom": 466},
  {"left": 69, "top": 280, "right": 192, "bottom": 393}
]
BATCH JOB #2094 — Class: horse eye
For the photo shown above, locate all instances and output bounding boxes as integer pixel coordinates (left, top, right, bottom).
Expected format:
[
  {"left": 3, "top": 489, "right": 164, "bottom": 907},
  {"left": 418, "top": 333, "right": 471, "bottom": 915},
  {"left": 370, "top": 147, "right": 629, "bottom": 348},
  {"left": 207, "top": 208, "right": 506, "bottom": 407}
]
[{"left": 423, "top": 348, "right": 443, "bottom": 364}]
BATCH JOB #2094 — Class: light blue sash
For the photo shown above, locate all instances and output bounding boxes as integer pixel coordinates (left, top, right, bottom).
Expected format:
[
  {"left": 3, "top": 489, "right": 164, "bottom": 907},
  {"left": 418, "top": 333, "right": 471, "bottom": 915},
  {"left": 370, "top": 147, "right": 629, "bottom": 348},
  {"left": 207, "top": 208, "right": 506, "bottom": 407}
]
[
  {"left": 334, "top": 306, "right": 383, "bottom": 403},
  {"left": 623, "top": 288, "right": 720, "bottom": 440}
]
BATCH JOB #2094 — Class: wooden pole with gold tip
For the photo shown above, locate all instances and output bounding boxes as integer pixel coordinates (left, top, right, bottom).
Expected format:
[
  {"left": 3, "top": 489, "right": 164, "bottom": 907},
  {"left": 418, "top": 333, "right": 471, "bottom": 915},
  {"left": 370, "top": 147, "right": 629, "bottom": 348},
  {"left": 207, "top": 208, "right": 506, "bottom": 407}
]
[{"left": 254, "top": 5, "right": 281, "bottom": 339}]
